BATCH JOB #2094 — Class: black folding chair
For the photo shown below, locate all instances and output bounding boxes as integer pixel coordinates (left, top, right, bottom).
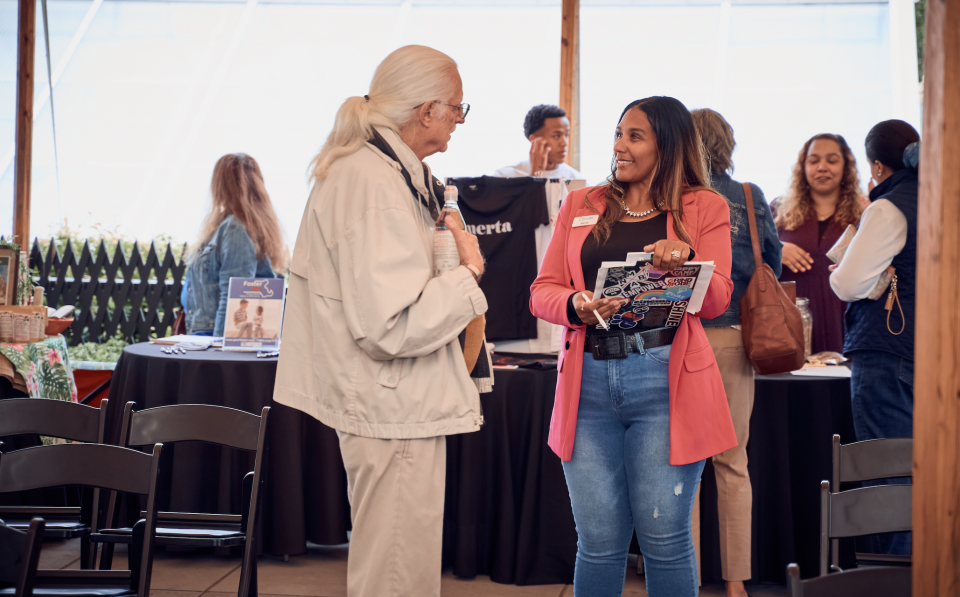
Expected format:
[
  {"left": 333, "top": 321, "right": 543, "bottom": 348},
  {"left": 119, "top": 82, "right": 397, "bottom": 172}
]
[
  {"left": 828, "top": 434, "right": 912, "bottom": 573},
  {"left": 94, "top": 403, "right": 269, "bottom": 597},
  {"left": 0, "top": 443, "right": 163, "bottom": 597},
  {"left": 0, "top": 399, "right": 110, "bottom": 568},
  {"left": 0, "top": 518, "right": 45, "bottom": 597},
  {"left": 787, "top": 562, "right": 911, "bottom": 596}
]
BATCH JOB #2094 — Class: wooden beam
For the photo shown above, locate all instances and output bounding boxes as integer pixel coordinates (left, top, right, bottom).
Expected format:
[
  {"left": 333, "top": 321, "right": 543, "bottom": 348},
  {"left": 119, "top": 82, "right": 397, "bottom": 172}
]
[
  {"left": 559, "top": 0, "right": 579, "bottom": 172},
  {"left": 13, "top": 0, "right": 35, "bottom": 246},
  {"left": 913, "top": 0, "right": 960, "bottom": 594}
]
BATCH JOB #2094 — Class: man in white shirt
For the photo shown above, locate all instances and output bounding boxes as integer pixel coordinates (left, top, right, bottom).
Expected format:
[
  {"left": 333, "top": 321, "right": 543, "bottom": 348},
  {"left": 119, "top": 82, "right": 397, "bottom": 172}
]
[{"left": 493, "top": 104, "right": 583, "bottom": 179}]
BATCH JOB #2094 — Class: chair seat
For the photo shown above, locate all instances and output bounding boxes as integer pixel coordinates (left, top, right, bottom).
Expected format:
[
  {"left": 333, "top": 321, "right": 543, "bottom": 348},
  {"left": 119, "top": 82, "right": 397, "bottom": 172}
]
[
  {"left": 856, "top": 552, "right": 913, "bottom": 566},
  {"left": 92, "top": 525, "right": 246, "bottom": 547},
  {"left": 0, "top": 588, "right": 135, "bottom": 597},
  {"left": 4, "top": 520, "right": 89, "bottom": 539}
]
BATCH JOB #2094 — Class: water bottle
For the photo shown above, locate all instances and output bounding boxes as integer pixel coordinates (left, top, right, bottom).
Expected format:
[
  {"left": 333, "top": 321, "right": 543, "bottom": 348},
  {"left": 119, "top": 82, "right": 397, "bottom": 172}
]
[
  {"left": 796, "top": 297, "right": 813, "bottom": 359},
  {"left": 433, "top": 185, "right": 463, "bottom": 277}
]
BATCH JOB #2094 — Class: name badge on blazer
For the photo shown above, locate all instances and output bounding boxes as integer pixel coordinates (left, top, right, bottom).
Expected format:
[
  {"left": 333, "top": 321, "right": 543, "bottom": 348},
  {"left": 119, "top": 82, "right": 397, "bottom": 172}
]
[{"left": 573, "top": 215, "right": 599, "bottom": 227}]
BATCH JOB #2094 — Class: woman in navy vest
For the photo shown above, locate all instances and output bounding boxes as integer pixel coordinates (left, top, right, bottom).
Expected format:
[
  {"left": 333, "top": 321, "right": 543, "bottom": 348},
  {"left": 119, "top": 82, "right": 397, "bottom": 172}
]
[{"left": 829, "top": 119, "right": 919, "bottom": 556}]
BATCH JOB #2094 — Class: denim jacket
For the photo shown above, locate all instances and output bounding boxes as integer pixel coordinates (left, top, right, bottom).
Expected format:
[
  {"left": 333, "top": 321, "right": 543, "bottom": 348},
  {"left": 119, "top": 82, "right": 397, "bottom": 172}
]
[
  {"left": 702, "top": 172, "right": 782, "bottom": 327},
  {"left": 182, "top": 215, "right": 275, "bottom": 336}
]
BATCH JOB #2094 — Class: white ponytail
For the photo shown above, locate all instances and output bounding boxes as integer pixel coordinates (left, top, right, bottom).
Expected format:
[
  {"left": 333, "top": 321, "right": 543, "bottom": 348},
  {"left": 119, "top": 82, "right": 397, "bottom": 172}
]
[{"left": 309, "top": 45, "right": 458, "bottom": 181}]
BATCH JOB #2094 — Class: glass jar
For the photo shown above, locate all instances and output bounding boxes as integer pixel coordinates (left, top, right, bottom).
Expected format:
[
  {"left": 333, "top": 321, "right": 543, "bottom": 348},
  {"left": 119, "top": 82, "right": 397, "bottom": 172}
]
[{"left": 796, "top": 298, "right": 813, "bottom": 359}]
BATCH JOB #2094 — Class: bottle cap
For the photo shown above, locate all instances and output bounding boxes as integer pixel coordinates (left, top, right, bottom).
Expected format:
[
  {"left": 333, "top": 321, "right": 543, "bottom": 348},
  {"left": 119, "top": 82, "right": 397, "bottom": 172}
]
[{"left": 444, "top": 185, "right": 458, "bottom": 202}]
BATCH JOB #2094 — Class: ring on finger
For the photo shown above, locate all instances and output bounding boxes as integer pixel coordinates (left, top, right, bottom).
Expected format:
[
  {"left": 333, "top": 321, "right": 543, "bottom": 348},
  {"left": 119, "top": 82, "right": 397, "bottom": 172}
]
[{"left": 671, "top": 250, "right": 682, "bottom": 258}]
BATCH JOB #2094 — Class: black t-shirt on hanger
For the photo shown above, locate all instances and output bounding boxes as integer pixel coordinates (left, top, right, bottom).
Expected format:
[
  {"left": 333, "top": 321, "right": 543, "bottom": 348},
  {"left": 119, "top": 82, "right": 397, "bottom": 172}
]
[{"left": 451, "top": 176, "right": 549, "bottom": 342}]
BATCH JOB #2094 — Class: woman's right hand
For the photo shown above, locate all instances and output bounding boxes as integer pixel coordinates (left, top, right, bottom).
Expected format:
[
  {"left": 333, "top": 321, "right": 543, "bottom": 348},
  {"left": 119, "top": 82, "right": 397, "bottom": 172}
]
[
  {"left": 447, "top": 215, "right": 485, "bottom": 277},
  {"left": 782, "top": 241, "right": 814, "bottom": 273},
  {"left": 573, "top": 291, "right": 623, "bottom": 325}
]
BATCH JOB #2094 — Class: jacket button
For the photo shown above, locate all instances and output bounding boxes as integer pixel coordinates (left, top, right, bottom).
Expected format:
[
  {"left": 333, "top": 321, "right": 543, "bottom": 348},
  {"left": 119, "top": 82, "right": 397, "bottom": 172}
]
[
  {"left": 565, "top": 341, "right": 570, "bottom": 349},
  {"left": 387, "top": 376, "right": 397, "bottom": 384}
]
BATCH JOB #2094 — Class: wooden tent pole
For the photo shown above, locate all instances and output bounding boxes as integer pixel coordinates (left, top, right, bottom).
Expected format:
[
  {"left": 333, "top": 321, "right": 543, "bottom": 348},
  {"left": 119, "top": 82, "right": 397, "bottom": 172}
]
[
  {"left": 913, "top": 0, "right": 960, "bottom": 594},
  {"left": 560, "top": 0, "right": 579, "bottom": 171},
  {"left": 13, "top": 0, "right": 35, "bottom": 246}
]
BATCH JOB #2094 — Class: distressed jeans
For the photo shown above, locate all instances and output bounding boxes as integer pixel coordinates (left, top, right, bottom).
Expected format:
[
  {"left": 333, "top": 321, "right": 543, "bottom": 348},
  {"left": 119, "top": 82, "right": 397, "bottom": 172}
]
[
  {"left": 563, "top": 342, "right": 705, "bottom": 597},
  {"left": 850, "top": 349, "right": 913, "bottom": 556}
]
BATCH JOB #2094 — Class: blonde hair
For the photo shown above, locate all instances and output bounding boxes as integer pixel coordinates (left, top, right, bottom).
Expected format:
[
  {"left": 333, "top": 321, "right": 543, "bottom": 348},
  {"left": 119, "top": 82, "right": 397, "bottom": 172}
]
[
  {"left": 774, "top": 134, "right": 863, "bottom": 231},
  {"left": 309, "top": 45, "right": 459, "bottom": 181},
  {"left": 691, "top": 108, "right": 735, "bottom": 175},
  {"left": 192, "top": 153, "right": 289, "bottom": 271}
]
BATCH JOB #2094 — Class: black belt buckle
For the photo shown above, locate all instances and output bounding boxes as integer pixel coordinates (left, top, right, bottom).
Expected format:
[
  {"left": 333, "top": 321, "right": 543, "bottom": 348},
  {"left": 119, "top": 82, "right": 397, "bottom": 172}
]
[{"left": 591, "top": 334, "right": 628, "bottom": 360}]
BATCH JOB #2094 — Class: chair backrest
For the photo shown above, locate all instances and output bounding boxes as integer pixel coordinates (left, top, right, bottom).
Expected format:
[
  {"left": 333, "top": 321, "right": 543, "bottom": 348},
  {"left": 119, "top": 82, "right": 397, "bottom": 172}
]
[
  {"left": 124, "top": 403, "right": 262, "bottom": 451},
  {"left": 113, "top": 402, "right": 269, "bottom": 597},
  {"left": 0, "top": 443, "right": 164, "bottom": 597},
  {"left": 819, "top": 480, "right": 912, "bottom": 575},
  {"left": 832, "top": 435, "right": 912, "bottom": 486},
  {"left": 0, "top": 518, "right": 45, "bottom": 597},
  {"left": 829, "top": 435, "right": 913, "bottom": 572},
  {"left": 788, "top": 562, "right": 911, "bottom": 597},
  {"left": 0, "top": 398, "right": 109, "bottom": 446}
]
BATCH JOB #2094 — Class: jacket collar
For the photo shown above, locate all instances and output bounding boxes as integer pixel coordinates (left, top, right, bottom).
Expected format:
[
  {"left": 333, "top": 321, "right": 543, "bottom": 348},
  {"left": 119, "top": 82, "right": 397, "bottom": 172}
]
[
  {"left": 869, "top": 168, "right": 918, "bottom": 202},
  {"left": 369, "top": 126, "right": 433, "bottom": 201}
]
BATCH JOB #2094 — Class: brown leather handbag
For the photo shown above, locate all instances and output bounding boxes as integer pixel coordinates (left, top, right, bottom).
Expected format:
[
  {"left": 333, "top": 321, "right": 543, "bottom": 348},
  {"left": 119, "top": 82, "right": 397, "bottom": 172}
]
[{"left": 739, "top": 183, "right": 806, "bottom": 374}]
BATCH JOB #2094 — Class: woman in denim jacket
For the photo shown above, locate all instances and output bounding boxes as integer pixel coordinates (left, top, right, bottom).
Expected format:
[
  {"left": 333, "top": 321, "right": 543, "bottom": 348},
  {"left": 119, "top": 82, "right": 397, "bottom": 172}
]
[
  {"left": 181, "top": 153, "right": 288, "bottom": 336},
  {"left": 690, "top": 109, "right": 781, "bottom": 597}
]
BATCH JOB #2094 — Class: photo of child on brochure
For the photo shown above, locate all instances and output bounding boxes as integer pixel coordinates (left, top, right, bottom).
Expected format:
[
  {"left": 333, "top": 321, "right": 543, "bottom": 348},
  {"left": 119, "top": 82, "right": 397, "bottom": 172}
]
[{"left": 224, "top": 277, "right": 285, "bottom": 350}]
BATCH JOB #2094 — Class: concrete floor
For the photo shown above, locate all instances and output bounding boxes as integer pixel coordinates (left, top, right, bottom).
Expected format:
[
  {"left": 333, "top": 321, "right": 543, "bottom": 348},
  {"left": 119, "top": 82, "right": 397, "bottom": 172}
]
[{"left": 39, "top": 538, "right": 787, "bottom": 597}]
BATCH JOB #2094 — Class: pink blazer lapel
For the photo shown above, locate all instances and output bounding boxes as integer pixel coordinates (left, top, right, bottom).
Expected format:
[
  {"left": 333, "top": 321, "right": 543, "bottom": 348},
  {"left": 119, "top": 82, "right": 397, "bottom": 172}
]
[{"left": 667, "top": 192, "right": 702, "bottom": 248}]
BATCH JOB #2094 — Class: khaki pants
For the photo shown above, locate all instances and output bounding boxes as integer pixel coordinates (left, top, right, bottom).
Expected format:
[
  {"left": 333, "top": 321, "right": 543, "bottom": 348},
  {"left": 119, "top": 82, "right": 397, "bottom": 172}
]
[
  {"left": 692, "top": 326, "right": 754, "bottom": 582},
  {"left": 338, "top": 431, "right": 446, "bottom": 597}
]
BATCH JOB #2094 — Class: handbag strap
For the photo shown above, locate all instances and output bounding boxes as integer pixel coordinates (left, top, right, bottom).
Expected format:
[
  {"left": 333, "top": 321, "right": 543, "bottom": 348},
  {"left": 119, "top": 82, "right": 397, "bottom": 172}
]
[{"left": 742, "top": 182, "right": 766, "bottom": 291}]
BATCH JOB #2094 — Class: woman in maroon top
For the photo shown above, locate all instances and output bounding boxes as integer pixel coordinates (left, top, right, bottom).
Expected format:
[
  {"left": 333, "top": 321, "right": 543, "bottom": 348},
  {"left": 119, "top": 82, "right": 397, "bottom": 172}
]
[{"left": 772, "top": 134, "right": 864, "bottom": 354}]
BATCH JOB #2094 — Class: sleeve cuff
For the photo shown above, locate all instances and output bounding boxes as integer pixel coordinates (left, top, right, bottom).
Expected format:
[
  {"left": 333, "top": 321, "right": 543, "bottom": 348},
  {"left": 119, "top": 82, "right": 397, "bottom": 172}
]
[
  {"left": 453, "top": 265, "right": 488, "bottom": 316},
  {"left": 566, "top": 292, "right": 584, "bottom": 326}
]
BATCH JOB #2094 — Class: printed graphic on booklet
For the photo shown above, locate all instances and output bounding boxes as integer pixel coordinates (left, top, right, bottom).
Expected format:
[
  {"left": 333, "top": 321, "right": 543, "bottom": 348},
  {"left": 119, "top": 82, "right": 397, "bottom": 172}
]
[
  {"left": 590, "top": 253, "right": 716, "bottom": 332},
  {"left": 223, "top": 277, "right": 285, "bottom": 351}
]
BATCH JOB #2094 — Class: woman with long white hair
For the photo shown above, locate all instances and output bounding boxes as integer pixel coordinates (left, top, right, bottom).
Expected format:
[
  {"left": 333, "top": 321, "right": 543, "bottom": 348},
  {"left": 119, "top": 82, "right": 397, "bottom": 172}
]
[{"left": 273, "top": 45, "right": 485, "bottom": 597}]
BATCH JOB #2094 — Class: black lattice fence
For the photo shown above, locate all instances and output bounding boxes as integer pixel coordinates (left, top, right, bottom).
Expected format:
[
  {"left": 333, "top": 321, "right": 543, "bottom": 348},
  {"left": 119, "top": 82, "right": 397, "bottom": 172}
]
[{"left": 28, "top": 239, "right": 188, "bottom": 346}]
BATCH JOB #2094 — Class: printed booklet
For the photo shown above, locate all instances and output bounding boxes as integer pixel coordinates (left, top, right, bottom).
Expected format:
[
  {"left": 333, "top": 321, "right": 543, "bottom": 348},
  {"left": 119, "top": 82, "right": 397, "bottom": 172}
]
[
  {"left": 590, "top": 253, "right": 715, "bottom": 332},
  {"left": 223, "top": 277, "right": 285, "bottom": 351}
]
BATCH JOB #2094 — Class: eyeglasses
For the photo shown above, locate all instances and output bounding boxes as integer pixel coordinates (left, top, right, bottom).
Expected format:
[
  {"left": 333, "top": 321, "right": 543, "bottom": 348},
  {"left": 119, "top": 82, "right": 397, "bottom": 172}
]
[{"left": 414, "top": 101, "right": 470, "bottom": 119}]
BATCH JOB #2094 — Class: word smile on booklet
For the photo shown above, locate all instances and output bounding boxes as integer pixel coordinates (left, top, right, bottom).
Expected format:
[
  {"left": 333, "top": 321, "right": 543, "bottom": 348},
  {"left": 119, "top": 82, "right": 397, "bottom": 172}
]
[{"left": 465, "top": 221, "right": 514, "bottom": 235}]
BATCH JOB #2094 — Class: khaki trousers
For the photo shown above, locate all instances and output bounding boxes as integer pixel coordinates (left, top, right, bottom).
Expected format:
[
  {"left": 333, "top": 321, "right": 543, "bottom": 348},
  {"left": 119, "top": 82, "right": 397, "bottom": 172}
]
[
  {"left": 338, "top": 431, "right": 446, "bottom": 597},
  {"left": 692, "top": 326, "right": 755, "bottom": 582}
]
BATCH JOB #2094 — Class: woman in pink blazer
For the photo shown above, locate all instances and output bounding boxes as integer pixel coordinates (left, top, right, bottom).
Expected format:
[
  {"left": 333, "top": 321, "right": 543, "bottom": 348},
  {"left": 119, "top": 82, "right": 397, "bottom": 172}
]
[{"left": 530, "top": 97, "right": 737, "bottom": 596}]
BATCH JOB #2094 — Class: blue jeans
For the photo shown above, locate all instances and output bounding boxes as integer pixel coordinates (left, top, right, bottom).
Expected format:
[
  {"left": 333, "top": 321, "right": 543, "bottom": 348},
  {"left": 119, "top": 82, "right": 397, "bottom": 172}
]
[
  {"left": 850, "top": 349, "right": 913, "bottom": 556},
  {"left": 563, "top": 341, "right": 704, "bottom": 597}
]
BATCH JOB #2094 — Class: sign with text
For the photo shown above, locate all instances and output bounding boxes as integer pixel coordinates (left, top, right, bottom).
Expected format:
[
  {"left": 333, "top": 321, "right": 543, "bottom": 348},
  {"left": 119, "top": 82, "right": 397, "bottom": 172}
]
[{"left": 223, "top": 277, "right": 285, "bottom": 351}]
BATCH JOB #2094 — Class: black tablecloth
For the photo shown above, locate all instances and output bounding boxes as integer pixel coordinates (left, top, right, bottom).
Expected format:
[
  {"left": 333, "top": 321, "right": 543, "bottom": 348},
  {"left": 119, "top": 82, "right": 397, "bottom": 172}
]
[
  {"left": 698, "top": 373, "right": 857, "bottom": 584},
  {"left": 103, "top": 344, "right": 855, "bottom": 585}
]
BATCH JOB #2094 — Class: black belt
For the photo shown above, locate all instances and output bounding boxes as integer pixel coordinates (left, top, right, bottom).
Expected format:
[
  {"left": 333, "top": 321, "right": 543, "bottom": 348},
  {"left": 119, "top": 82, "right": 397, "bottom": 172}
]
[{"left": 584, "top": 328, "right": 677, "bottom": 361}]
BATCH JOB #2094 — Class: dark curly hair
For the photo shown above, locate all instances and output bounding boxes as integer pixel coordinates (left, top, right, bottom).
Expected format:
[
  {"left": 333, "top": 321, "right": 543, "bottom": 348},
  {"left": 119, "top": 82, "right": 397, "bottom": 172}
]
[
  {"left": 773, "top": 133, "right": 863, "bottom": 231},
  {"left": 523, "top": 104, "right": 566, "bottom": 138}
]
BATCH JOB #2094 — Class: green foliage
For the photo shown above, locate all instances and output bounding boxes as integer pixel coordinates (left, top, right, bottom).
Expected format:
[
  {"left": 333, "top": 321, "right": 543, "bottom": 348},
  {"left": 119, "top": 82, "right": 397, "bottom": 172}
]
[
  {"left": 69, "top": 332, "right": 130, "bottom": 365},
  {"left": 37, "top": 219, "right": 187, "bottom": 283}
]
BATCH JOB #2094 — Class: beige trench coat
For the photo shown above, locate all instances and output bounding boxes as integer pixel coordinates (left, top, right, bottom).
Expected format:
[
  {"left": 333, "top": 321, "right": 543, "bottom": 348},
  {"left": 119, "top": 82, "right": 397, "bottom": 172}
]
[{"left": 273, "top": 127, "right": 487, "bottom": 439}]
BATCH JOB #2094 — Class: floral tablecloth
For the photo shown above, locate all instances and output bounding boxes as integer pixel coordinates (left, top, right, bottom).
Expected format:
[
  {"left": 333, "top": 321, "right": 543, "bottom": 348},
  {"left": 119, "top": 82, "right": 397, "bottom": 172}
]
[{"left": 0, "top": 335, "right": 78, "bottom": 403}]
